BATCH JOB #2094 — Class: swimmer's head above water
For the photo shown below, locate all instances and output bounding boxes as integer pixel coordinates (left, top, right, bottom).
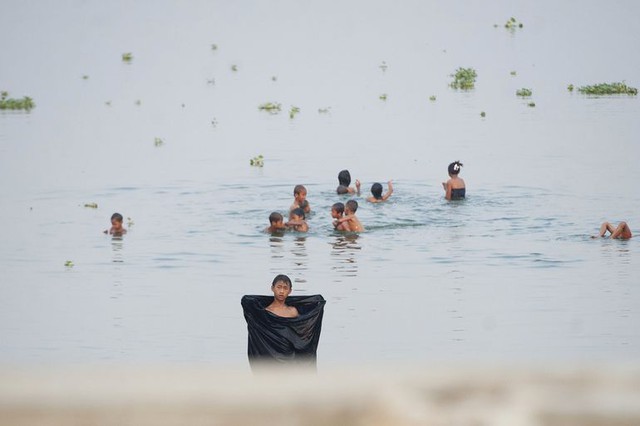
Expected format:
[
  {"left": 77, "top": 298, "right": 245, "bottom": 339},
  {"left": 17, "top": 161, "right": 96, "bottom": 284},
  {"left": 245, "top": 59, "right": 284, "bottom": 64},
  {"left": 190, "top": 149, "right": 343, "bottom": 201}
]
[
  {"left": 448, "top": 161, "right": 463, "bottom": 176},
  {"left": 371, "top": 183, "right": 383, "bottom": 200}
]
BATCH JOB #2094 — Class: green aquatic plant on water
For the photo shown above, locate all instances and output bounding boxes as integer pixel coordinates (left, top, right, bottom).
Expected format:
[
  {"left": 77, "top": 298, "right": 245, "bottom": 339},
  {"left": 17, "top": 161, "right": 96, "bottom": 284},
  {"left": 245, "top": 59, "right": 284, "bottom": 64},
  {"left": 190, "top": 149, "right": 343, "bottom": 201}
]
[
  {"left": 429, "top": 95, "right": 436, "bottom": 101},
  {"left": 516, "top": 88, "right": 532, "bottom": 97},
  {"left": 567, "top": 84, "right": 574, "bottom": 92},
  {"left": 82, "top": 75, "right": 89, "bottom": 80},
  {"left": 121, "top": 52, "right": 133, "bottom": 62},
  {"left": 258, "top": 102, "right": 281, "bottom": 114},
  {"left": 250, "top": 155, "right": 264, "bottom": 167},
  {"left": 379, "top": 93, "right": 388, "bottom": 101},
  {"left": 271, "top": 76, "right": 278, "bottom": 82},
  {"left": 318, "top": 107, "right": 331, "bottom": 114},
  {"left": 211, "top": 44, "right": 218, "bottom": 51},
  {"left": 64, "top": 260, "right": 74, "bottom": 268},
  {"left": 480, "top": 111, "right": 486, "bottom": 117},
  {"left": 528, "top": 102, "right": 536, "bottom": 107},
  {"left": 154, "top": 137, "right": 164, "bottom": 147},
  {"left": 135, "top": 99, "right": 141, "bottom": 106},
  {"left": 449, "top": 67, "right": 477, "bottom": 90},
  {"left": 577, "top": 82, "right": 637, "bottom": 96},
  {"left": 504, "top": 17, "right": 524, "bottom": 30},
  {"left": 84, "top": 202, "right": 98, "bottom": 209},
  {"left": 289, "top": 106, "right": 300, "bottom": 119},
  {"left": 0, "top": 91, "right": 36, "bottom": 111},
  {"left": 510, "top": 71, "right": 517, "bottom": 76},
  {"left": 231, "top": 64, "right": 238, "bottom": 72}
]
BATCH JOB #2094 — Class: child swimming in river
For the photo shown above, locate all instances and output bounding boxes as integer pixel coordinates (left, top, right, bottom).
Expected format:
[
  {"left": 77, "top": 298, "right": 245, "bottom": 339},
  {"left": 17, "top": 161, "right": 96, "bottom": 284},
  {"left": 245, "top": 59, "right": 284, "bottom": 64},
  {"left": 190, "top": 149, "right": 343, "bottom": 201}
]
[
  {"left": 442, "top": 161, "right": 466, "bottom": 200},
  {"left": 290, "top": 185, "right": 311, "bottom": 215},
  {"left": 331, "top": 202, "right": 349, "bottom": 231},
  {"left": 334, "top": 200, "right": 365, "bottom": 232},
  {"left": 104, "top": 212, "right": 127, "bottom": 236},
  {"left": 366, "top": 180, "right": 393, "bottom": 203},
  {"left": 592, "top": 221, "right": 632, "bottom": 239},
  {"left": 336, "top": 170, "right": 361, "bottom": 195},
  {"left": 286, "top": 208, "right": 309, "bottom": 232},
  {"left": 265, "top": 212, "right": 286, "bottom": 233}
]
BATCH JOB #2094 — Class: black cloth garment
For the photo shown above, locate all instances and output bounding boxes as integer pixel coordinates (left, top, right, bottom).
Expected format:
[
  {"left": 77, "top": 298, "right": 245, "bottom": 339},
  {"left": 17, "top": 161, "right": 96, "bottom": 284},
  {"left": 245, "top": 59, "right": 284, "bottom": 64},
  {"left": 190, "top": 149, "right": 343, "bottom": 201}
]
[{"left": 241, "top": 295, "right": 325, "bottom": 368}]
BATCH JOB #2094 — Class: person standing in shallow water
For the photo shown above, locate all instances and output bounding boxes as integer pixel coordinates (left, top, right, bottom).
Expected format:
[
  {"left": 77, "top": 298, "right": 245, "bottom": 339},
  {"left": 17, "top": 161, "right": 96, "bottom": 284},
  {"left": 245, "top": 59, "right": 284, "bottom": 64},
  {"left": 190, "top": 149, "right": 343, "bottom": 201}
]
[{"left": 442, "top": 161, "right": 465, "bottom": 200}]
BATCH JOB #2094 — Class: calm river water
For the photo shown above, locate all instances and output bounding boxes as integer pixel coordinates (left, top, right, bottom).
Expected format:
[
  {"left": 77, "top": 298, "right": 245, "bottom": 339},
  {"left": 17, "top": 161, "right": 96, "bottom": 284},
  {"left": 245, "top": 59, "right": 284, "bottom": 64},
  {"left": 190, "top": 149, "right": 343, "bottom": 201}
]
[{"left": 1, "top": 0, "right": 638, "bottom": 367}]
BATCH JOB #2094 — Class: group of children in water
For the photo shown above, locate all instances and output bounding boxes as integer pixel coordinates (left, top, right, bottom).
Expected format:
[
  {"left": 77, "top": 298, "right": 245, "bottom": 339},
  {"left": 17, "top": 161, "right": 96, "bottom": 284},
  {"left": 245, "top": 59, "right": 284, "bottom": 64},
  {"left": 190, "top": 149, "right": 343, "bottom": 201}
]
[
  {"left": 265, "top": 162, "right": 463, "bottom": 234},
  {"left": 103, "top": 160, "right": 631, "bottom": 240}
]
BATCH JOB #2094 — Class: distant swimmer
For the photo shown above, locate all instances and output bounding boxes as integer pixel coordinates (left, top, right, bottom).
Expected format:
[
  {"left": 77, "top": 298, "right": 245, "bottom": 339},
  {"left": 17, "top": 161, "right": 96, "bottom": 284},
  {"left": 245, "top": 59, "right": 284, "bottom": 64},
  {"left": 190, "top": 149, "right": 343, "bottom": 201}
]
[
  {"left": 286, "top": 208, "right": 309, "bottom": 232},
  {"left": 442, "top": 161, "right": 466, "bottom": 200},
  {"left": 331, "top": 202, "right": 349, "bottom": 231},
  {"left": 290, "top": 184, "right": 311, "bottom": 215},
  {"left": 334, "top": 199, "right": 365, "bottom": 232},
  {"left": 592, "top": 221, "right": 632, "bottom": 240},
  {"left": 104, "top": 212, "right": 127, "bottom": 236},
  {"left": 265, "top": 212, "right": 286, "bottom": 233},
  {"left": 366, "top": 180, "right": 393, "bottom": 203},
  {"left": 336, "top": 169, "right": 361, "bottom": 195}
]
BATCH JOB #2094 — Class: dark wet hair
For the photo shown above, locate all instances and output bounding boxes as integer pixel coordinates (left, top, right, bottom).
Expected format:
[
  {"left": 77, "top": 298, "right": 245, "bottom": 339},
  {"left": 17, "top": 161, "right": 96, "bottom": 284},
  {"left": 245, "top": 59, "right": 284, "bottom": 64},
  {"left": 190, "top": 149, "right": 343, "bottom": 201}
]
[
  {"left": 269, "top": 212, "right": 283, "bottom": 224},
  {"left": 332, "top": 202, "right": 344, "bottom": 214},
  {"left": 338, "top": 170, "right": 351, "bottom": 187},
  {"left": 337, "top": 185, "right": 349, "bottom": 195},
  {"left": 448, "top": 161, "right": 463, "bottom": 175},
  {"left": 272, "top": 274, "right": 292, "bottom": 288},
  {"left": 111, "top": 213, "right": 123, "bottom": 222},
  {"left": 293, "top": 184, "right": 306, "bottom": 196},
  {"left": 345, "top": 199, "right": 358, "bottom": 213},
  {"left": 291, "top": 207, "right": 305, "bottom": 220},
  {"left": 371, "top": 183, "right": 383, "bottom": 199}
]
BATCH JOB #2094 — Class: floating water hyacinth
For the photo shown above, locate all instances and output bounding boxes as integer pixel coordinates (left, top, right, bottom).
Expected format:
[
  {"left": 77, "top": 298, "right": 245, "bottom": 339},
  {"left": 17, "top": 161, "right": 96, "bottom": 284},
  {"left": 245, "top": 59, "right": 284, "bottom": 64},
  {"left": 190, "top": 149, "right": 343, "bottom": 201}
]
[
  {"left": 429, "top": 95, "right": 436, "bottom": 101},
  {"left": 121, "top": 52, "right": 133, "bottom": 62},
  {"left": 318, "top": 107, "right": 331, "bottom": 114},
  {"left": 250, "top": 155, "right": 264, "bottom": 167},
  {"left": 449, "top": 67, "right": 477, "bottom": 90},
  {"left": 504, "top": 17, "right": 524, "bottom": 29},
  {"left": 84, "top": 202, "right": 98, "bottom": 209},
  {"left": 379, "top": 93, "right": 388, "bottom": 101},
  {"left": 510, "top": 71, "right": 517, "bottom": 76},
  {"left": 258, "top": 102, "right": 281, "bottom": 114},
  {"left": 289, "top": 106, "right": 300, "bottom": 119},
  {"left": 82, "top": 75, "right": 89, "bottom": 80},
  {"left": 0, "top": 91, "right": 35, "bottom": 111},
  {"left": 480, "top": 111, "right": 486, "bottom": 117},
  {"left": 154, "top": 137, "right": 164, "bottom": 147},
  {"left": 64, "top": 260, "right": 74, "bottom": 268},
  {"left": 567, "top": 84, "right": 574, "bottom": 92},
  {"left": 528, "top": 102, "right": 536, "bottom": 107},
  {"left": 516, "top": 88, "right": 532, "bottom": 97},
  {"left": 211, "top": 44, "right": 218, "bottom": 51},
  {"left": 577, "top": 82, "right": 637, "bottom": 95},
  {"left": 231, "top": 64, "right": 238, "bottom": 72}
]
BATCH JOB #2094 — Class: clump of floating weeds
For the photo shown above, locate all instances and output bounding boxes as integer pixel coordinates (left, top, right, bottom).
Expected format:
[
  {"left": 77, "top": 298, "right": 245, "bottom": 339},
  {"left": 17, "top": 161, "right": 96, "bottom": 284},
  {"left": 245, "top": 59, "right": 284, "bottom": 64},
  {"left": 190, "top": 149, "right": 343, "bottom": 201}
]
[
  {"left": 84, "top": 202, "right": 98, "bottom": 209},
  {"left": 577, "top": 82, "right": 637, "bottom": 96},
  {"left": 0, "top": 91, "right": 35, "bottom": 111},
  {"left": 449, "top": 67, "right": 477, "bottom": 90},
  {"left": 480, "top": 111, "right": 486, "bottom": 117},
  {"left": 211, "top": 44, "right": 218, "bottom": 51},
  {"left": 504, "top": 17, "right": 523, "bottom": 30},
  {"left": 289, "top": 106, "right": 300, "bottom": 119},
  {"left": 271, "top": 76, "right": 278, "bottom": 82},
  {"left": 567, "top": 84, "right": 574, "bottom": 92},
  {"left": 379, "top": 61, "right": 388, "bottom": 72},
  {"left": 250, "top": 155, "right": 264, "bottom": 167},
  {"left": 379, "top": 93, "right": 388, "bottom": 101},
  {"left": 64, "top": 260, "right": 74, "bottom": 268},
  {"left": 318, "top": 107, "right": 331, "bottom": 114},
  {"left": 231, "top": 64, "right": 238, "bottom": 72},
  {"left": 82, "top": 75, "right": 89, "bottom": 80},
  {"left": 135, "top": 99, "right": 141, "bottom": 106},
  {"left": 528, "top": 102, "right": 536, "bottom": 107},
  {"left": 121, "top": 52, "right": 133, "bottom": 62},
  {"left": 429, "top": 95, "right": 437, "bottom": 101},
  {"left": 154, "top": 137, "right": 164, "bottom": 147},
  {"left": 258, "top": 102, "right": 281, "bottom": 114},
  {"left": 510, "top": 71, "right": 517, "bottom": 76},
  {"left": 516, "top": 88, "right": 532, "bottom": 97}
]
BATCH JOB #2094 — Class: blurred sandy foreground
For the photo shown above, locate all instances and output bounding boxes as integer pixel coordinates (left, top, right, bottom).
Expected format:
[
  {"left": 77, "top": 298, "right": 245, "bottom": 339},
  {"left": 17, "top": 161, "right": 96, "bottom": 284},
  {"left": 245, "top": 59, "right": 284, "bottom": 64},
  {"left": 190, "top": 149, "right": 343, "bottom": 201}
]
[{"left": 1, "top": 364, "right": 639, "bottom": 426}]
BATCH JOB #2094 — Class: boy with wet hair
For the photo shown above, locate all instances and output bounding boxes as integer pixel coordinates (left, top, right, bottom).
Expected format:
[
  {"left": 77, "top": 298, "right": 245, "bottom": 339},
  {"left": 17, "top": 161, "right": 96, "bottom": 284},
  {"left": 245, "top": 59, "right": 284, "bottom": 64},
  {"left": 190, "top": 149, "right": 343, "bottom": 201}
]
[
  {"left": 265, "top": 212, "right": 286, "bottom": 233},
  {"left": 265, "top": 274, "right": 299, "bottom": 318},
  {"left": 290, "top": 185, "right": 311, "bottom": 215},
  {"left": 286, "top": 208, "right": 309, "bottom": 232},
  {"left": 366, "top": 180, "right": 394, "bottom": 203},
  {"left": 331, "top": 202, "right": 349, "bottom": 231},
  {"left": 104, "top": 212, "right": 127, "bottom": 236},
  {"left": 336, "top": 170, "right": 361, "bottom": 195},
  {"left": 335, "top": 200, "right": 365, "bottom": 232}
]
